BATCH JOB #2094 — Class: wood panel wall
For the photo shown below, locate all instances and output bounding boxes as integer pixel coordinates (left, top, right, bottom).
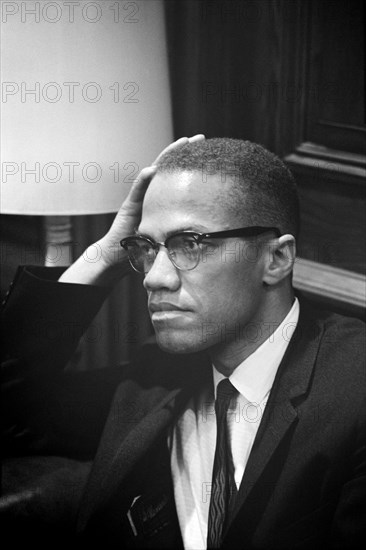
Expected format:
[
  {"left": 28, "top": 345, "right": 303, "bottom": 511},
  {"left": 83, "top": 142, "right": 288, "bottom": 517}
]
[{"left": 165, "top": 0, "right": 365, "bottom": 318}]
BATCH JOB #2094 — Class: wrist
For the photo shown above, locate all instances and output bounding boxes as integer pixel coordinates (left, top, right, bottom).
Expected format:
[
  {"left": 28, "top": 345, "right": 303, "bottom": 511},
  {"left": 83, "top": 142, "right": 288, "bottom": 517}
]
[{"left": 59, "top": 242, "right": 130, "bottom": 287}]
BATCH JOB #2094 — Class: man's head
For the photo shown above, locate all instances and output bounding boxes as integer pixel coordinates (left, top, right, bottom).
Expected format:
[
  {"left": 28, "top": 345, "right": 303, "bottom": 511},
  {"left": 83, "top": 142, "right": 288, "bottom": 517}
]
[
  {"left": 136, "top": 138, "right": 298, "bottom": 367},
  {"left": 155, "top": 138, "right": 299, "bottom": 238}
]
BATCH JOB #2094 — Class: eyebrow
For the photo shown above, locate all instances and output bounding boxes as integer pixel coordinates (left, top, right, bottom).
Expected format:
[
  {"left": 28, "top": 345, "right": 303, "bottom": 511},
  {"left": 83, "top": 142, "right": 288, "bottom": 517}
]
[{"left": 135, "top": 225, "right": 210, "bottom": 239}]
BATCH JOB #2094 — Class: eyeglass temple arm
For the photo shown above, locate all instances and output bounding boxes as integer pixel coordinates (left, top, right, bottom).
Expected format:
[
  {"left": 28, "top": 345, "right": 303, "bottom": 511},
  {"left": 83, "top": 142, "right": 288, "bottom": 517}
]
[{"left": 200, "top": 226, "right": 281, "bottom": 240}]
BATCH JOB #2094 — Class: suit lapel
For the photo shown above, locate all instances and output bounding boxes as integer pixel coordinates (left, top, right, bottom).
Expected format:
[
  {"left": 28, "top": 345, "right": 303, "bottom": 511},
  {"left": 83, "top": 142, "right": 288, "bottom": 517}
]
[
  {"left": 226, "top": 305, "right": 325, "bottom": 539},
  {"left": 77, "top": 349, "right": 211, "bottom": 532}
]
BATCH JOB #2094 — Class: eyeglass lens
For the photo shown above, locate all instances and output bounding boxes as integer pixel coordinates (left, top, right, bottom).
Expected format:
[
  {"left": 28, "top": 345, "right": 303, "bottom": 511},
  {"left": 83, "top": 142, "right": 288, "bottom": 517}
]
[{"left": 126, "top": 234, "right": 201, "bottom": 273}]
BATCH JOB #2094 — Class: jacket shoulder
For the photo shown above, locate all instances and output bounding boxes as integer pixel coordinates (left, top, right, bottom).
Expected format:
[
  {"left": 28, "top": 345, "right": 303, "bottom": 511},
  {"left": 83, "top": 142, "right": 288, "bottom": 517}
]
[{"left": 299, "top": 302, "right": 366, "bottom": 396}]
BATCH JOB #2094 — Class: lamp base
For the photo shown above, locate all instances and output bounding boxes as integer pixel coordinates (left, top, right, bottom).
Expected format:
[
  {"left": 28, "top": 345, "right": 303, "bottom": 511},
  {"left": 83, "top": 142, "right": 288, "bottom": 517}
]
[{"left": 44, "top": 215, "right": 73, "bottom": 267}]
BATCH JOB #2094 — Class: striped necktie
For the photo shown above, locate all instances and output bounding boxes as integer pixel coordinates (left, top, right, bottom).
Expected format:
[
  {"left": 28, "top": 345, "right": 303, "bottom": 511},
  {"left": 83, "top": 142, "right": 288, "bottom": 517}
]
[{"left": 207, "top": 378, "right": 238, "bottom": 548}]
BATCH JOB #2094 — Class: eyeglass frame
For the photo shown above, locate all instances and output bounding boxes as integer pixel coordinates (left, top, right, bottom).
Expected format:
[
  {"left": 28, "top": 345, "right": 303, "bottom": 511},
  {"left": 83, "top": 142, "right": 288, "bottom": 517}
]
[{"left": 120, "top": 225, "right": 281, "bottom": 274}]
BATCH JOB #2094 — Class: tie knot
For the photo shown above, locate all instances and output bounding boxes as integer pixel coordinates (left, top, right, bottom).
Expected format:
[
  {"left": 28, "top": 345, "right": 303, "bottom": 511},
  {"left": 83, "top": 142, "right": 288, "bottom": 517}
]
[{"left": 216, "top": 378, "right": 237, "bottom": 405}]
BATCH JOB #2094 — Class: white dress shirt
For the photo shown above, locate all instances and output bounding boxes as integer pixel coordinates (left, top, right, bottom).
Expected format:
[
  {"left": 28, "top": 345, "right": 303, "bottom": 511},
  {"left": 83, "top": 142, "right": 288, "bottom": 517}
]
[{"left": 169, "top": 299, "right": 300, "bottom": 550}]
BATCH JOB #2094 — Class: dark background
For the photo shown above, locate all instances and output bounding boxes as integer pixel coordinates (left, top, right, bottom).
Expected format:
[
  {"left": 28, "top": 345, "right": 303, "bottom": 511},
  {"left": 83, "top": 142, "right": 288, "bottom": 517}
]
[{"left": 1, "top": 0, "right": 365, "bottom": 369}]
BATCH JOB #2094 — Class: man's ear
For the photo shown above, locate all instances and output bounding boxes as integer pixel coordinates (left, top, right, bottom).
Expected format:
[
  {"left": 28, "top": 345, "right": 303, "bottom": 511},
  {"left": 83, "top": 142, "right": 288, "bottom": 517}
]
[{"left": 263, "top": 234, "right": 296, "bottom": 286}]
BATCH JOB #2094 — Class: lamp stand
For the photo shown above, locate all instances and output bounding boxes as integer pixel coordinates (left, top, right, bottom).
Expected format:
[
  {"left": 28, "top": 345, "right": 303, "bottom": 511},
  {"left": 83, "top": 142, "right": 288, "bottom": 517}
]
[{"left": 44, "top": 215, "right": 73, "bottom": 267}]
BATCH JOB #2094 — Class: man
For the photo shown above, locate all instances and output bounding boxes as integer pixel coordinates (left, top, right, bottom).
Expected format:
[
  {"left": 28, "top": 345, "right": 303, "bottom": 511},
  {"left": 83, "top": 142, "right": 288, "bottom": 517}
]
[{"left": 1, "top": 136, "right": 365, "bottom": 548}]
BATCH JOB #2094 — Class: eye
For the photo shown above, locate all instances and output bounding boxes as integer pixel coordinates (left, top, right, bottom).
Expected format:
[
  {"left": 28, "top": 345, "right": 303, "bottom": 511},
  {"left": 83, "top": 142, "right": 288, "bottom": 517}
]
[
  {"left": 181, "top": 236, "right": 197, "bottom": 250},
  {"left": 140, "top": 242, "right": 153, "bottom": 253},
  {"left": 168, "top": 234, "right": 199, "bottom": 259},
  {"left": 129, "top": 238, "right": 154, "bottom": 257}
]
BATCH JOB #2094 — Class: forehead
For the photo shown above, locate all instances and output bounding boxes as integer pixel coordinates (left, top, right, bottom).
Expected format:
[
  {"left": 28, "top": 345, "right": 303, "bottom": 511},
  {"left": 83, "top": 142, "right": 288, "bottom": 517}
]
[{"left": 139, "top": 171, "right": 239, "bottom": 237}]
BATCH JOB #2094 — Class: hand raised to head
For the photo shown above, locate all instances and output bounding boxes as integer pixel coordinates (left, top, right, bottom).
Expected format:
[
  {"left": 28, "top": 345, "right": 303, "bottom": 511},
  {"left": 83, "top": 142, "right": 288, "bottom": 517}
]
[
  {"left": 98, "top": 135, "right": 205, "bottom": 270},
  {"left": 59, "top": 135, "right": 205, "bottom": 285}
]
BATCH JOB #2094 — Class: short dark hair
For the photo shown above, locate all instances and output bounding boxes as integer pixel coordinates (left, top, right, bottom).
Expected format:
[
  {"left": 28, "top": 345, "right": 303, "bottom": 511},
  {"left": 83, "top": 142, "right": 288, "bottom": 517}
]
[{"left": 156, "top": 138, "right": 300, "bottom": 237}]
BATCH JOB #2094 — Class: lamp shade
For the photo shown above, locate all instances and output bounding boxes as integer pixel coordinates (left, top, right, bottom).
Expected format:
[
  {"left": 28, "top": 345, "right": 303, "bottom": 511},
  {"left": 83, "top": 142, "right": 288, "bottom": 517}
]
[{"left": 1, "top": 0, "right": 173, "bottom": 215}]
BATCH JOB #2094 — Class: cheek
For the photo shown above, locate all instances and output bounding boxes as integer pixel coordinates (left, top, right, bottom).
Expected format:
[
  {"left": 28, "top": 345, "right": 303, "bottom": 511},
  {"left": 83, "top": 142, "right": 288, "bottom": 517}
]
[{"left": 189, "top": 263, "right": 262, "bottom": 323}]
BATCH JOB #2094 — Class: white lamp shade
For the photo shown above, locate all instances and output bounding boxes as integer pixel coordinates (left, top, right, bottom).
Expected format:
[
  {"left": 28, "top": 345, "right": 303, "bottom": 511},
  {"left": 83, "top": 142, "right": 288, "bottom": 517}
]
[{"left": 1, "top": 0, "right": 173, "bottom": 215}]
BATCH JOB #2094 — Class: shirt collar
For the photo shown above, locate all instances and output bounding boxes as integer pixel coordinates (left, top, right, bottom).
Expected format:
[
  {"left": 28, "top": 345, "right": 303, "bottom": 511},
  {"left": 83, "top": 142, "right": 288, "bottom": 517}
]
[{"left": 213, "top": 298, "right": 300, "bottom": 403}]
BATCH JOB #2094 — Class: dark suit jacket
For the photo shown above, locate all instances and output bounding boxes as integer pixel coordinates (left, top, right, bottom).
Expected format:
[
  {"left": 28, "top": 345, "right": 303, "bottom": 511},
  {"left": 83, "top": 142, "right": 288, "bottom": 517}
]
[{"left": 1, "top": 265, "right": 365, "bottom": 549}]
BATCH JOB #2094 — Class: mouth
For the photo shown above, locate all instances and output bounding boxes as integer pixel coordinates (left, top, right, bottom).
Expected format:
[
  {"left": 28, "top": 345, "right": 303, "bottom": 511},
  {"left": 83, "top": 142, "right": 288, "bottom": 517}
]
[
  {"left": 149, "top": 302, "right": 189, "bottom": 314},
  {"left": 148, "top": 302, "right": 193, "bottom": 322}
]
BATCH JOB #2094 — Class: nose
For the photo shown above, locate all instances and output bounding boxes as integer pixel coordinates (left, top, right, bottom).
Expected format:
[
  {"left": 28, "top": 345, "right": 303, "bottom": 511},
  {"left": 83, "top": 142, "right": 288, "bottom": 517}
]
[{"left": 143, "top": 248, "right": 181, "bottom": 292}]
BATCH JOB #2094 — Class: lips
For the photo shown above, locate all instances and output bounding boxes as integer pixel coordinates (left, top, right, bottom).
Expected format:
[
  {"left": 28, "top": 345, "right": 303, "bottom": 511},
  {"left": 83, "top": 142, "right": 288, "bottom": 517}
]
[{"left": 148, "top": 302, "right": 188, "bottom": 313}]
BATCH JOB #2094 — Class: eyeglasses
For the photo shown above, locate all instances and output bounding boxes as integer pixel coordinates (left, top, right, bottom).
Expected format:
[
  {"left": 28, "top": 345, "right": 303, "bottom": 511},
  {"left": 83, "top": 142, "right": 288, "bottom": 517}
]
[{"left": 120, "top": 226, "right": 280, "bottom": 274}]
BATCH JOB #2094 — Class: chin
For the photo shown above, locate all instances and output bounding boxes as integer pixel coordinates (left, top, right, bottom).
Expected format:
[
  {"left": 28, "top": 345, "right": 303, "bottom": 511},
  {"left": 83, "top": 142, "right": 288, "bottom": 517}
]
[{"left": 154, "top": 328, "right": 211, "bottom": 355}]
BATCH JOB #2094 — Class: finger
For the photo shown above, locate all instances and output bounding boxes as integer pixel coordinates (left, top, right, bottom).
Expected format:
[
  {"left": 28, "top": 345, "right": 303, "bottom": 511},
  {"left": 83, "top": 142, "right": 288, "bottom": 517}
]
[
  {"left": 152, "top": 137, "right": 188, "bottom": 165},
  {"left": 188, "top": 134, "right": 205, "bottom": 143},
  {"left": 124, "top": 165, "right": 157, "bottom": 206},
  {"left": 152, "top": 134, "right": 205, "bottom": 165},
  {"left": 126, "top": 135, "right": 206, "bottom": 206}
]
